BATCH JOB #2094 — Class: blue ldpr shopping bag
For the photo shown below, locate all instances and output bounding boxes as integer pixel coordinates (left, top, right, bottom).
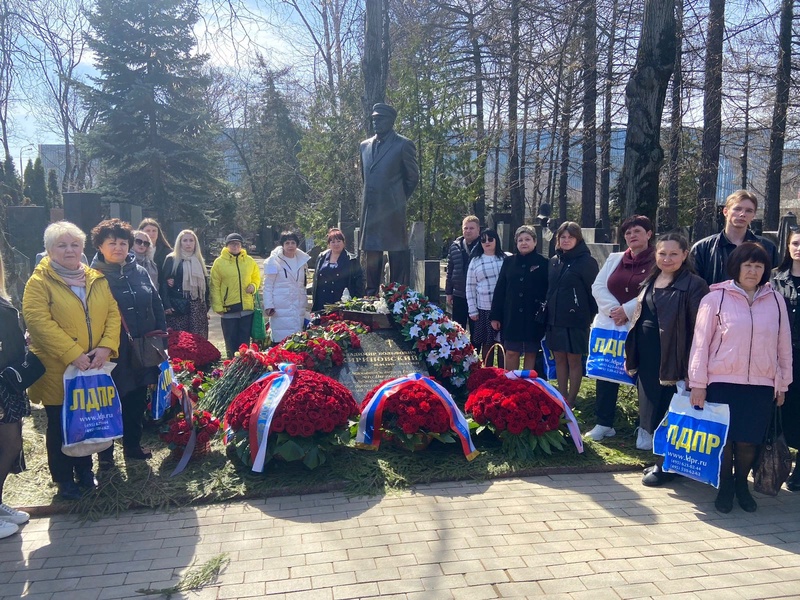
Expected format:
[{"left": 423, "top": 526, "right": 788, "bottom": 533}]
[
  {"left": 61, "top": 363, "right": 123, "bottom": 457},
  {"left": 540, "top": 338, "right": 556, "bottom": 380},
  {"left": 653, "top": 384, "right": 730, "bottom": 488},
  {"left": 586, "top": 314, "right": 634, "bottom": 385},
  {"left": 153, "top": 359, "right": 175, "bottom": 420}
]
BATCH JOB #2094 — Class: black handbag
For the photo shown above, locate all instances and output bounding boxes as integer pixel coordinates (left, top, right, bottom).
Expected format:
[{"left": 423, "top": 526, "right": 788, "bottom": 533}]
[
  {"left": 0, "top": 381, "right": 31, "bottom": 423},
  {"left": 121, "top": 314, "right": 168, "bottom": 369},
  {"left": 533, "top": 301, "right": 548, "bottom": 325},
  {"left": 754, "top": 406, "right": 793, "bottom": 496},
  {"left": 0, "top": 350, "right": 46, "bottom": 395},
  {"left": 170, "top": 294, "right": 190, "bottom": 316}
]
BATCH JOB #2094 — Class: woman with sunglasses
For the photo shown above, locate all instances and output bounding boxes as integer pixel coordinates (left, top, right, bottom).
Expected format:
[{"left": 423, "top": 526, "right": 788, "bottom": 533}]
[
  {"left": 131, "top": 230, "right": 159, "bottom": 285},
  {"left": 466, "top": 229, "right": 506, "bottom": 366}
]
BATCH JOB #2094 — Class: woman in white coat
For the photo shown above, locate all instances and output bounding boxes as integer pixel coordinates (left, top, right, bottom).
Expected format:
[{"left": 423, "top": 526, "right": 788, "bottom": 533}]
[
  {"left": 586, "top": 216, "right": 655, "bottom": 444},
  {"left": 263, "top": 231, "right": 311, "bottom": 344}
]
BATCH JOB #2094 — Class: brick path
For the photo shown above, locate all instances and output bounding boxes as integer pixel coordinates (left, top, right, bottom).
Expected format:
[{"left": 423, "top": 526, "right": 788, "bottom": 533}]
[{"left": 2, "top": 472, "right": 799, "bottom": 599}]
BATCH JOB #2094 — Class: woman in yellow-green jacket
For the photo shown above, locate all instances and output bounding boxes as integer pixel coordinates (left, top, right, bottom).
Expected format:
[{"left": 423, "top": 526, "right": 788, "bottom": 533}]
[
  {"left": 23, "top": 221, "right": 120, "bottom": 501},
  {"left": 209, "top": 233, "right": 261, "bottom": 357}
]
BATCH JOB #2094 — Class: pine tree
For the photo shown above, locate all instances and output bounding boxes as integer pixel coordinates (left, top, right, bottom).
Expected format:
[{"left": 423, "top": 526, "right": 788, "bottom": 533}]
[
  {"left": 47, "top": 169, "right": 62, "bottom": 208},
  {"left": 81, "top": 0, "right": 224, "bottom": 226},
  {"left": 1, "top": 157, "right": 21, "bottom": 206},
  {"left": 249, "top": 64, "right": 307, "bottom": 234},
  {"left": 29, "top": 158, "right": 48, "bottom": 208},
  {"left": 22, "top": 159, "right": 34, "bottom": 203}
]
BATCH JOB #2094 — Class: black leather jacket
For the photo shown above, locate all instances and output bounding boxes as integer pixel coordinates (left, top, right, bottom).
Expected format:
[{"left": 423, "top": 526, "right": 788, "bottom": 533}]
[
  {"left": 771, "top": 267, "right": 800, "bottom": 349},
  {"left": 0, "top": 297, "right": 25, "bottom": 371},
  {"left": 690, "top": 230, "right": 779, "bottom": 286},
  {"left": 625, "top": 269, "right": 709, "bottom": 385}
]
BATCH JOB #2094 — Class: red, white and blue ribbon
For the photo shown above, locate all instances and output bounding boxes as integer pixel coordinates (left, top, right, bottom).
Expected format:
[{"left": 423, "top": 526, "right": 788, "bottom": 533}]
[
  {"left": 170, "top": 385, "right": 198, "bottom": 477},
  {"left": 505, "top": 370, "right": 584, "bottom": 453},
  {"left": 248, "top": 363, "right": 297, "bottom": 472},
  {"left": 356, "top": 372, "right": 479, "bottom": 460}
]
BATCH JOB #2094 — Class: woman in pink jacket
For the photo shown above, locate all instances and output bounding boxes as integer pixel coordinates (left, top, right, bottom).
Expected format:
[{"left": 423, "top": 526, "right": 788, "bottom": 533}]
[{"left": 689, "top": 242, "right": 792, "bottom": 513}]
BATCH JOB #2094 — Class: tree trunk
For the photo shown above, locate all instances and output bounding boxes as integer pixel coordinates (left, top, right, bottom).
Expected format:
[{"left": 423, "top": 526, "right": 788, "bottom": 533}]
[
  {"left": 619, "top": 0, "right": 676, "bottom": 222},
  {"left": 764, "top": 0, "right": 793, "bottom": 230},
  {"left": 508, "top": 0, "right": 524, "bottom": 232},
  {"left": 694, "top": 0, "right": 725, "bottom": 240},
  {"left": 361, "top": 0, "right": 389, "bottom": 132},
  {"left": 469, "top": 16, "right": 486, "bottom": 225},
  {"left": 666, "top": 0, "right": 683, "bottom": 231},
  {"left": 558, "top": 70, "right": 575, "bottom": 222},
  {"left": 581, "top": 0, "right": 597, "bottom": 228},
  {"left": 599, "top": 0, "right": 618, "bottom": 230}
]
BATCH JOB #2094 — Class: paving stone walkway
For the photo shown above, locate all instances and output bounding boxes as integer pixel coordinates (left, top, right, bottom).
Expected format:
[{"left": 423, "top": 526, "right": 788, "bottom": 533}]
[{"left": 2, "top": 471, "right": 800, "bottom": 599}]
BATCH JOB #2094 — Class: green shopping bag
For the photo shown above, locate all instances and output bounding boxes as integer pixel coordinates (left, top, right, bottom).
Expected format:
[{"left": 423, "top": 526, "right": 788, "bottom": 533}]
[{"left": 251, "top": 290, "right": 267, "bottom": 341}]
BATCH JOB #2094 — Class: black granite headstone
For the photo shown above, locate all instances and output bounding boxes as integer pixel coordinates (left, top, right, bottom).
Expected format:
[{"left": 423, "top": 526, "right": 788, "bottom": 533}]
[
  {"left": 7, "top": 206, "right": 49, "bottom": 271},
  {"left": 63, "top": 192, "right": 102, "bottom": 250},
  {"left": 329, "top": 330, "right": 429, "bottom": 402}
]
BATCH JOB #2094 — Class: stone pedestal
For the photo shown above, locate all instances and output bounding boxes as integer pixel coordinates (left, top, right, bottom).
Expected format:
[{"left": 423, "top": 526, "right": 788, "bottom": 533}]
[
  {"left": 110, "top": 203, "right": 142, "bottom": 227},
  {"left": 7, "top": 206, "right": 49, "bottom": 272},
  {"left": 63, "top": 192, "right": 102, "bottom": 251}
]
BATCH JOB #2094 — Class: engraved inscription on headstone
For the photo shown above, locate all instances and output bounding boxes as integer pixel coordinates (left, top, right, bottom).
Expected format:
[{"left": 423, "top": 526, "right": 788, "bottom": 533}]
[{"left": 331, "top": 330, "right": 429, "bottom": 402}]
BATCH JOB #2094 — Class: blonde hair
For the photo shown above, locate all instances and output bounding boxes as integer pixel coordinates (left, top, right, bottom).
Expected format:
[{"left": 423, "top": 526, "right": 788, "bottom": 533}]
[
  {"left": 462, "top": 215, "right": 480, "bottom": 227},
  {"left": 43, "top": 221, "right": 86, "bottom": 252},
  {"left": 132, "top": 229, "right": 155, "bottom": 260},
  {"left": 169, "top": 229, "right": 205, "bottom": 274},
  {"left": 724, "top": 189, "right": 758, "bottom": 211},
  {"left": 0, "top": 255, "right": 8, "bottom": 300}
]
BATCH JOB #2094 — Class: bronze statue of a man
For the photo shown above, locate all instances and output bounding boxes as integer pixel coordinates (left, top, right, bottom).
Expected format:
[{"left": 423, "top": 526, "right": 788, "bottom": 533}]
[{"left": 359, "top": 103, "right": 419, "bottom": 294}]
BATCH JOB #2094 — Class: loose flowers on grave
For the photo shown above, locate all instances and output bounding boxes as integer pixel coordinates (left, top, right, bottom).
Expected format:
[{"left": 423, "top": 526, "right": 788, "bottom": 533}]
[
  {"left": 224, "top": 367, "right": 359, "bottom": 470},
  {"left": 465, "top": 373, "right": 569, "bottom": 460},
  {"left": 168, "top": 330, "right": 221, "bottom": 368}
]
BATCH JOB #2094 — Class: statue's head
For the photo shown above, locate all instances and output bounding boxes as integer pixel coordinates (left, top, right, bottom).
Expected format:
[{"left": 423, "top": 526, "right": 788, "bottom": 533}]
[{"left": 371, "top": 103, "right": 397, "bottom": 136}]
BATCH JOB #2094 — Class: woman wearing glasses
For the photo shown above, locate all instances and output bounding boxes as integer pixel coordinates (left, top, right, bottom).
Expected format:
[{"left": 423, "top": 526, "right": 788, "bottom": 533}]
[
  {"left": 131, "top": 230, "right": 159, "bottom": 285},
  {"left": 466, "top": 229, "right": 506, "bottom": 366},
  {"left": 161, "top": 230, "right": 209, "bottom": 338}
]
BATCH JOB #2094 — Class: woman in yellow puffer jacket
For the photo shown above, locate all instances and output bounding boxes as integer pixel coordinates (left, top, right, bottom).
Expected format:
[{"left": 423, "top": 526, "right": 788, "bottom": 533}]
[
  {"left": 209, "top": 233, "right": 261, "bottom": 357},
  {"left": 23, "top": 221, "right": 120, "bottom": 501}
]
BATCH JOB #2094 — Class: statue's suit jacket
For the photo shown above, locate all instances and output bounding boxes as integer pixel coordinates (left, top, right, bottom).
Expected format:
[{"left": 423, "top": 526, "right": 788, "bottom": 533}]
[{"left": 359, "top": 130, "right": 419, "bottom": 252}]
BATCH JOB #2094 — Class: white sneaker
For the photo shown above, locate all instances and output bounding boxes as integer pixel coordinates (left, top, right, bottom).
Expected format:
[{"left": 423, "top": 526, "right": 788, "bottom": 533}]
[
  {"left": 0, "top": 503, "right": 30, "bottom": 525},
  {"left": 635, "top": 427, "right": 653, "bottom": 451},
  {"left": 0, "top": 520, "right": 19, "bottom": 539},
  {"left": 585, "top": 424, "right": 616, "bottom": 441}
]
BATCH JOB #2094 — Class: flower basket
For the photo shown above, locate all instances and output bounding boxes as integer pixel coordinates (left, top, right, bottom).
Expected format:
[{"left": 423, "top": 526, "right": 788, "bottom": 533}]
[
  {"left": 465, "top": 375, "right": 569, "bottom": 459},
  {"left": 160, "top": 409, "right": 221, "bottom": 459},
  {"left": 224, "top": 367, "right": 359, "bottom": 471},
  {"left": 170, "top": 440, "right": 211, "bottom": 461},
  {"left": 357, "top": 375, "right": 479, "bottom": 459}
]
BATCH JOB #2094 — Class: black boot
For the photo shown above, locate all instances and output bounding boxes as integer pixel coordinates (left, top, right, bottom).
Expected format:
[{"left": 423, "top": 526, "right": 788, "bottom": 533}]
[
  {"left": 735, "top": 480, "right": 757, "bottom": 512},
  {"left": 715, "top": 478, "right": 735, "bottom": 513}
]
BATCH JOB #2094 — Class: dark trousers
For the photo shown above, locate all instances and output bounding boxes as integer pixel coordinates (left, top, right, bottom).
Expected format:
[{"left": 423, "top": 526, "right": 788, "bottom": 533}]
[
  {"left": 221, "top": 314, "right": 254, "bottom": 357},
  {"left": 45, "top": 405, "right": 92, "bottom": 484},
  {"left": 595, "top": 379, "right": 620, "bottom": 427},
  {"left": 451, "top": 296, "right": 471, "bottom": 330},
  {"left": 364, "top": 250, "right": 409, "bottom": 295},
  {"left": 99, "top": 387, "right": 148, "bottom": 462}
]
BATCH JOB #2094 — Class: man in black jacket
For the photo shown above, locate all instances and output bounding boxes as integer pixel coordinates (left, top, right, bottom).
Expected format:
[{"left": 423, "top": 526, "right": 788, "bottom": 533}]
[
  {"left": 691, "top": 190, "right": 779, "bottom": 286},
  {"left": 445, "top": 215, "right": 481, "bottom": 328}
]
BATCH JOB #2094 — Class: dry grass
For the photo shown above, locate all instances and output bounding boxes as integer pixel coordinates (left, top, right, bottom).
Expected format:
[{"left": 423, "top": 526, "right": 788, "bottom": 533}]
[{"left": 6, "top": 379, "right": 652, "bottom": 518}]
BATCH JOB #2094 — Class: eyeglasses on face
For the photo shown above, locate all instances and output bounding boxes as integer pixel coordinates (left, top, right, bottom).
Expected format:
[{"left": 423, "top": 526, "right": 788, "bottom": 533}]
[{"left": 134, "top": 239, "right": 151, "bottom": 247}]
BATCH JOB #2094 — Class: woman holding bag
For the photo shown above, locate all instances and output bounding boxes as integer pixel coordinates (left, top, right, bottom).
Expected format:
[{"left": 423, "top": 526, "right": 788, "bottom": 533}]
[
  {"left": 91, "top": 219, "right": 167, "bottom": 464},
  {"left": 586, "top": 216, "right": 656, "bottom": 444},
  {"left": 626, "top": 233, "right": 708, "bottom": 486},
  {"left": 689, "top": 242, "right": 791, "bottom": 512},
  {"left": 263, "top": 231, "right": 311, "bottom": 344},
  {"left": 771, "top": 229, "right": 800, "bottom": 491},
  {"left": 23, "top": 221, "right": 120, "bottom": 500},
  {"left": 161, "top": 229, "right": 209, "bottom": 338}
]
